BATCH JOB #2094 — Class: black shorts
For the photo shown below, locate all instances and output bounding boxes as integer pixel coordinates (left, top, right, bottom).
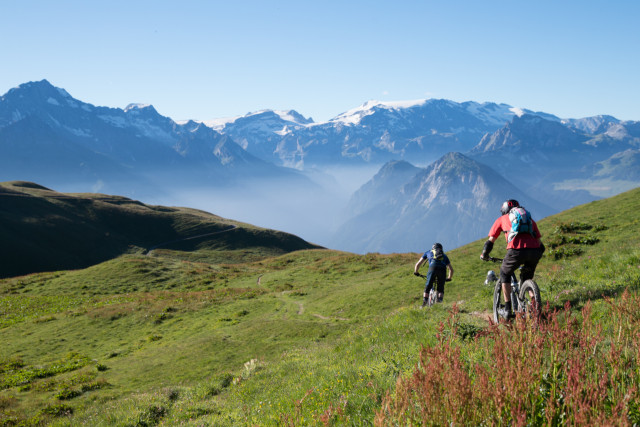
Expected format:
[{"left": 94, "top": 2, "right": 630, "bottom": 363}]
[{"left": 500, "top": 247, "right": 544, "bottom": 284}]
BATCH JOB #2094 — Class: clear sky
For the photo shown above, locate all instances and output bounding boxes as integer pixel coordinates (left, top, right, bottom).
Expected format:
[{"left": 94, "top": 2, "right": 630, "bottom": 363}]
[{"left": 2, "top": 0, "right": 639, "bottom": 123}]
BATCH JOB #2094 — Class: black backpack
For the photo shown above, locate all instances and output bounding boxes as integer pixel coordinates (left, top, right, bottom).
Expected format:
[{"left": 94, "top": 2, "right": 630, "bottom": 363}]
[{"left": 431, "top": 243, "right": 445, "bottom": 262}]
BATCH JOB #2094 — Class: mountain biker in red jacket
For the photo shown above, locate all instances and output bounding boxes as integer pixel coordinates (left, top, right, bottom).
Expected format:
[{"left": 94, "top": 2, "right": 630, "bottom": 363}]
[{"left": 480, "top": 199, "right": 545, "bottom": 319}]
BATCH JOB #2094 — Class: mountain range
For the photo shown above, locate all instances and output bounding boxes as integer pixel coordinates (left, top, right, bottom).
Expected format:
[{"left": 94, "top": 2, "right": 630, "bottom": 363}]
[
  {"left": 0, "top": 80, "right": 308, "bottom": 199},
  {"left": 1, "top": 80, "right": 639, "bottom": 253},
  {"left": 209, "top": 99, "right": 558, "bottom": 169}
]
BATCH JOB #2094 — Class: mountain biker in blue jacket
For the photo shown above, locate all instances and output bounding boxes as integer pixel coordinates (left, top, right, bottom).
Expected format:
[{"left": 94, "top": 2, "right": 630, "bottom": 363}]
[{"left": 414, "top": 243, "right": 454, "bottom": 307}]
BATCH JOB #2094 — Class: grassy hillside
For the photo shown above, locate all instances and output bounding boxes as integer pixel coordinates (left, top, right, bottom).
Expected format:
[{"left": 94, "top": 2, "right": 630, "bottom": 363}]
[
  {"left": 0, "top": 181, "right": 320, "bottom": 278},
  {"left": 0, "top": 186, "right": 639, "bottom": 425}
]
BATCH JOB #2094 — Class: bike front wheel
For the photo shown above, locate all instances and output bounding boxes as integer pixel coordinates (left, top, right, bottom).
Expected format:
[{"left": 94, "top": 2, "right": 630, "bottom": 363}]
[
  {"left": 518, "top": 279, "right": 542, "bottom": 320},
  {"left": 492, "top": 280, "right": 503, "bottom": 323},
  {"left": 427, "top": 289, "right": 437, "bottom": 307}
]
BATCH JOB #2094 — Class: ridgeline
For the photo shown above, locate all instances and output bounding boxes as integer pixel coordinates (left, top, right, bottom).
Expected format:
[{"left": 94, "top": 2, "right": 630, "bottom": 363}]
[{"left": 0, "top": 181, "right": 321, "bottom": 278}]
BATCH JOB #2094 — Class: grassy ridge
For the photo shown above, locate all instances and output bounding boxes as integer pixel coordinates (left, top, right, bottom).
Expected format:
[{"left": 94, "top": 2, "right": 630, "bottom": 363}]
[
  {"left": 0, "top": 186, "right": 639, "bottom": 425},
  {"left": 0, "top": 181, "right": 320, "bottom": 278}
]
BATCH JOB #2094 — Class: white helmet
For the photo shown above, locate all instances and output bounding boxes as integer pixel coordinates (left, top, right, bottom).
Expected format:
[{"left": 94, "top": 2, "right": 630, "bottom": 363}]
[{"left": 484, "top": 270, "right": 497, "bottom": 285}]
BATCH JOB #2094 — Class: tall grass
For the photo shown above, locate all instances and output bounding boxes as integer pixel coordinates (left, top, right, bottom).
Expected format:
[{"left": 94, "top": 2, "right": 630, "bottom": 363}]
[{"left": 375, "top": 292, "right": 640, "bottom": 426}]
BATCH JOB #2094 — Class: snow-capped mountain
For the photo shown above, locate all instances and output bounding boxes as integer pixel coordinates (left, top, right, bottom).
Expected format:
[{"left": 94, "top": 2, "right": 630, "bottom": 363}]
[
  {"left": 2, "top": 79, "right": 639, "bottom": 253},
  {"left": 0, "top": 80, "right": 306, "bottom": 196},
  {"left": 210, "top": 99, "right": 558, "bottom": 169},
  {"left": 331, "top": 152, "right": 553, "bottom": 253},
  {"left": 203, "top": 109, "right": 314, "bottom": 168}
]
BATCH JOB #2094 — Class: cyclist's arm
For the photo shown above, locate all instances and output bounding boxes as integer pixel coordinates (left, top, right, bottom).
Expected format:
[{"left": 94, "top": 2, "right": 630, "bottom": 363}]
[
  {"left": 481, "top": 236, "right": 497, "bottom": 260},
  {"left": 532, "top": 219, "right": 543, "bottom": 240},
  {"left": 446, "top": 263, "right": 454, "bottom": 280},
  {"left": 414, "top": 257, "right": 427, "bottom": 274},
  {"left": 481, "top": 217, "right": 505, "bottom": 260}
]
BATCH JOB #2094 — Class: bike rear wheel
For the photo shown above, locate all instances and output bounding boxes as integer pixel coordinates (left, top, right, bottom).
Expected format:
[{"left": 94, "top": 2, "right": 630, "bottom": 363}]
[{"left": 518, "top": 279, "right": 542, "bottom": 320}]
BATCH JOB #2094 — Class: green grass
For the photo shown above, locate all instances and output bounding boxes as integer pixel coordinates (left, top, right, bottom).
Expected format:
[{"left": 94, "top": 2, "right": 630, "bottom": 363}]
[{"left": 1, "top": 186, "right": 639, "bottom": 425}]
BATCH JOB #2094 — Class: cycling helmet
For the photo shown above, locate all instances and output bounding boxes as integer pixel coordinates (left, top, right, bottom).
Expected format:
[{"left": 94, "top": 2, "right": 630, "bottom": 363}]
[
  {"left": 432, "top": 242, "right": 443, "bottom": 251},
  {"left": 485, "top": 270, "right": 497, "bottom": 285},
  {"left": 500, "top": 199, "right": 520, "bottom": 215}
]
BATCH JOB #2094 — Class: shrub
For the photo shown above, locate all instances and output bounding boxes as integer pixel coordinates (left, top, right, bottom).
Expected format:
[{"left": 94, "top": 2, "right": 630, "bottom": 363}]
[
  {"left": 136, "top": 404, "right": 167, "bottom": 426},
  {"left": 56, "top": 388, "right": 82, "bottom": 400},
  {"left": 41, "top": 403, "right": 73, "bottom": 417},
  {"left": 554, "top": 222, "right": 594, "bottom": 233},
  {"left": 548, "top": 247, "right": 583, "bottom": 260}
]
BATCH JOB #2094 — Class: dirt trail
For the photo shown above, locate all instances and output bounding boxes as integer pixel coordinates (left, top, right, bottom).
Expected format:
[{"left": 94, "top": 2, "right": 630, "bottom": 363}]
[
  {"left": 471, "top": 310, "right": 493, "bottom": 322},
  {"left": 279, "top": 291, "right": 347, "bottom": 320},
  {"left": 312, "top": 313, "right": 348, "bottom": 321},
  {"left": 145, "top": 225, "right": 237, "bottom": 255}
]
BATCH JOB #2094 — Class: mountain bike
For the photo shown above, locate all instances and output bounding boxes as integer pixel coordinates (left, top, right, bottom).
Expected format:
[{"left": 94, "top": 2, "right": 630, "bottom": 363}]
[
  {"left": 415, "top": 273, "right": 451, "bottom": 308},
  {"left": 483, "top": 257, "right": 542, "bottom": 323}
]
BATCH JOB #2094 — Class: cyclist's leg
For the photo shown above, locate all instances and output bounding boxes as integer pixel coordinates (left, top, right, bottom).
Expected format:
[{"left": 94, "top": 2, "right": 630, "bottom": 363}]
[
  {"left": 520, "top": 247, "right": 544, "bottom": 301},
  {"left": 500, "top": 250, "right": 521, "bottom": 314},
  {"left": 423, "top": 267, "right": 436, "bottom": 303},
  {"left": 434, "top": 267, "right": 446, "bottom": 302},
  {"left": 520, "top": 247, "right": 543, "bottom": 281}
]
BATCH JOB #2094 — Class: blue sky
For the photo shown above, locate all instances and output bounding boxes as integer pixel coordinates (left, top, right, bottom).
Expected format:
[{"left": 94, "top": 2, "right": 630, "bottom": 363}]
[{"left": 2, "top": 0, "right": 639, "bottom": 122}]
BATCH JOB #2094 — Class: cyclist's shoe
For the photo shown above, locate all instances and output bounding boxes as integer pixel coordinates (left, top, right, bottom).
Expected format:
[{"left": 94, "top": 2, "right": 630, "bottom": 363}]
[
  {"left": 420, "top": 300, "right": 428, "bottom": 308},
  {"left": 497, "top": 305, "right": 515, "bottom": 320},
  {"left": 436, "top": 296, "right": 443, "bottom": 303}
]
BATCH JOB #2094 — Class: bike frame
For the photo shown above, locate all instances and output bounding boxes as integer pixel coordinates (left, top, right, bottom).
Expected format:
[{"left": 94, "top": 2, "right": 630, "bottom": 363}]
[{"left": 483, "top": 257, "right": 541, "bottom": 322}]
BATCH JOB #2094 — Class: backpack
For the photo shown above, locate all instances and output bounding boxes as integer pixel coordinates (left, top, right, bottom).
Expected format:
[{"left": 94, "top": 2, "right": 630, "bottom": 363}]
[
  {"left": 507, "top": 207, "right": 536, "bottom": 242},
  {"left": 431, "top": 247, "right": 445, "bottom": 264}
]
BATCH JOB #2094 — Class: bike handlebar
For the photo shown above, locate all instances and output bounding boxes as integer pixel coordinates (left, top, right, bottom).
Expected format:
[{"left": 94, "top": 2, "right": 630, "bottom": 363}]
[
  {"left": 481, "top": 256, "right": 503, "bottom": 263},
  {"left": 414, "top": 273, "right": 451, "bottom": 281}
]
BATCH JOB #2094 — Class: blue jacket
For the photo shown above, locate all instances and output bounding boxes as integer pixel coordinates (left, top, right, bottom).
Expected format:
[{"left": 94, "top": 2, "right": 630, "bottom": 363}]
[{"left": 422, "top": 250, "right": 450, "bottom": 268}]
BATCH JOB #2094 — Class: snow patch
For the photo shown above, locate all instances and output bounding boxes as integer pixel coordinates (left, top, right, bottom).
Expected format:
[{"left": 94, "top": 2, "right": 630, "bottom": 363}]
[
  {"left": 202, "top": 116, "right": 242, "bottom": 130},
  {"left": 47, "top": 97, "right": 60, "bottom": 106},
  {"left": 66, "top": 126, "right": 92, "bottom": 137},
  {"left": 274, "top": 110, "right": 300, "bottom": 122},
  {"left": 465, "top": 102, "right": 515, "bottom": 125},
  {"left": 331, "top": 99, "right": 427, "bottom": 125},
  {"left": 56, "top": 87, "right": 71, "bottom": 98},
  {"left": 124, "top": 103, "right": 151, "bottom": 113},
  {"left": 131, "top": 120, "right": 174, "bottom": 142},
  {"left": 98, "top": 114, "right": 126, "bottom": 128},
  {"left": 510, "top": 107, "right": 526, "bottom": 117},
  {"left": 275, "top": 126, "right": 291, "bottom": 136}
]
